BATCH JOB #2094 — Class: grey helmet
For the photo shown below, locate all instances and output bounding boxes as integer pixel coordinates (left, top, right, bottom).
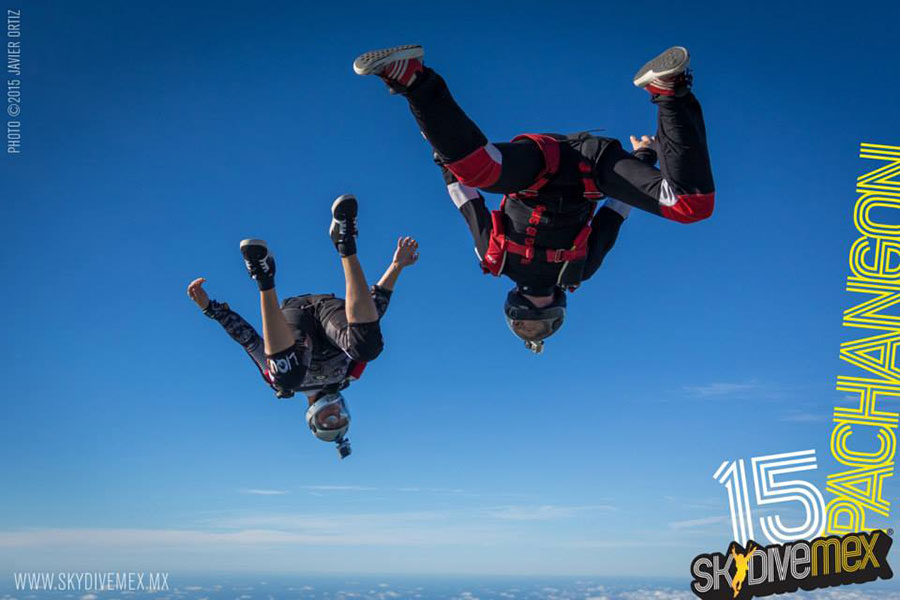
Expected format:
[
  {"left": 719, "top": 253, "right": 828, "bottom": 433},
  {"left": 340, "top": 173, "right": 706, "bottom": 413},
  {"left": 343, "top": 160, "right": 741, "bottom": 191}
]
[{"left": 305, "top": 392, "right": 352, "bottom": 459}]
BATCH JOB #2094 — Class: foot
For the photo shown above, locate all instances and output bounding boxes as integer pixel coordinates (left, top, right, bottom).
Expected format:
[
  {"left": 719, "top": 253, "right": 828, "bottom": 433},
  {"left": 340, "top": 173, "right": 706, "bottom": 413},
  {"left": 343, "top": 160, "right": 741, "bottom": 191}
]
[
  {"left": 240, "top": 239, "right": 276, "bottom": 291},
  {"left": 353, "top": 45, "right": 424, "bottom": 93},
  {"left": 633, "top": 46, "right": 691, "bottom": 97},
  {"left": 329, "top": 194, "right": 359, "bottom": 257}
]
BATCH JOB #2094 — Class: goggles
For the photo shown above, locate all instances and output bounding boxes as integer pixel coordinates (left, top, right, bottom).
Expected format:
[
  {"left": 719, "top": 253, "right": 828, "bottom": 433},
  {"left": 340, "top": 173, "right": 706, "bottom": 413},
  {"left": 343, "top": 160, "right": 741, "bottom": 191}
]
[
  {"left": 305, "top": 393, "right": 352, "bottom": 459},
  {"left": 503, "top": 288, "right": 567, "bottom": 348}
]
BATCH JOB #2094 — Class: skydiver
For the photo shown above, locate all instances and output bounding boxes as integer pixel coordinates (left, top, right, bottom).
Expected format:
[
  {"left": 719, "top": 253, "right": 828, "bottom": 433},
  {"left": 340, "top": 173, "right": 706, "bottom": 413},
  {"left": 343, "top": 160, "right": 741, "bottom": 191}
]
[
  {"left": 354, "top": 45, "right": 715, "bottom": 352},
  {"left": 187, "top": 195, "right": 419, "bottom": 458}
]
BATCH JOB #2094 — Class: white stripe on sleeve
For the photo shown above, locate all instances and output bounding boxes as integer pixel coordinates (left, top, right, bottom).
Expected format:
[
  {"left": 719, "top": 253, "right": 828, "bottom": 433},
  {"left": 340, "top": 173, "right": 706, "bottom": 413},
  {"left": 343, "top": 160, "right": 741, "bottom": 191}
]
[
  {"left": 603, "top": 198, "right": 632, "bottom": 219},
  {"left": 447, "top": 182, "right": 481, "bottom": 209}
]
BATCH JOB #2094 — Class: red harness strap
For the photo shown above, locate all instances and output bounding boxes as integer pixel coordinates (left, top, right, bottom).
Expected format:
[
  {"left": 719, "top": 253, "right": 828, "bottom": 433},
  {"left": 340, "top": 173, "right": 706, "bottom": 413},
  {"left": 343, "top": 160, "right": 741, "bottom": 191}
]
[
  {"left": 494, "top": 207, "right": 595, "bottom": 265},
  {"left": 509, "top": 134, "right": 560, "bottom": 197},
  {"left": 348, "top": 361, "right": 366, "bottom": 380},
  {"left": 481, "top": 134, "right": 604, "bottom": 279},
  {"left": 579, "top": 161, "right": 604, "bottom": 200}
]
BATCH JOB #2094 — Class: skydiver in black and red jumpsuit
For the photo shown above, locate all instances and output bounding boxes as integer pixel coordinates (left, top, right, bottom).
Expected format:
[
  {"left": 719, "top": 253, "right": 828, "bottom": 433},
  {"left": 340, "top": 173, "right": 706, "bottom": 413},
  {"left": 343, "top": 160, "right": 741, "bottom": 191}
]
[{"left": 354, "top": 45, "right": 715, "bottom": 352}]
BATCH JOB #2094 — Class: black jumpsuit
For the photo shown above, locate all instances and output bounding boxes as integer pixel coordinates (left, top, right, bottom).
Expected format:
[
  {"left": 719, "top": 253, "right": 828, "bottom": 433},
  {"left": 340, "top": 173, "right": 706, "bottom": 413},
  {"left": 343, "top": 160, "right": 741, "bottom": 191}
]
[{"left": 402, "top": 67, "right": 715, "bottom": 289}]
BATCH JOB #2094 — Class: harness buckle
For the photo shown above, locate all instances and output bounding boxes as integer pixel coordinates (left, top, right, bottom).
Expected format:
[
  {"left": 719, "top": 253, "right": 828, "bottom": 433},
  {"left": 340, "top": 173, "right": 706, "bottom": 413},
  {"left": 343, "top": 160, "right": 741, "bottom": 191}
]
[{"left": 549, "top": 249, "right": 566, "bottom": 263}]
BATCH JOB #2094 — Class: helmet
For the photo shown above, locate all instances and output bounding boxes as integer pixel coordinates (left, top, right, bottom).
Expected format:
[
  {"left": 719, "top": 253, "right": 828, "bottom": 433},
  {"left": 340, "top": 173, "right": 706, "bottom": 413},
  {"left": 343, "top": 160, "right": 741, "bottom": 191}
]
[
  {"left": 305, "top": 392, "right": 352, "bottom": 459},
  {"left": 504, "top": 286, "right": 567, "bottom": 353}
]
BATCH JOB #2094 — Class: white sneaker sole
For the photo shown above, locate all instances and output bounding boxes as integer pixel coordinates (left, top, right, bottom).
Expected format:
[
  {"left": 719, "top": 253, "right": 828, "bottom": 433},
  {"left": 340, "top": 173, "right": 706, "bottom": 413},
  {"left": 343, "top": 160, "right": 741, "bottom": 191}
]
[
  {"left": 633, "top": 46, "right": 690, "bottom": 88},
  {"left": 240, "top": 238, "right": 268, "bottom": 251},
  {"left": 353, "top": 45, "right": 423, "bottom": 75},
  {"left": 331, "top": 194, "right": 357, "bottom": 214}
]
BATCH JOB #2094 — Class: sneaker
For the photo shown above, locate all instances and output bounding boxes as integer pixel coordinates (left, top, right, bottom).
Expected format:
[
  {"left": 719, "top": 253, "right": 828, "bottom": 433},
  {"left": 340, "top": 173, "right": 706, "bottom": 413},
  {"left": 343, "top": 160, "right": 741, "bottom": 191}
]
[
  {"left": 353, "top": 45, "right": 424, "bottom": 93},
  {"left": 240, "top": 238, "right": 276, "bottom": 291},
  {"left": 633, "top": 46, "right": 691, "bottom": 97},
  {"left": 329, "top": 194, "right": 359, "bottom": 257}
]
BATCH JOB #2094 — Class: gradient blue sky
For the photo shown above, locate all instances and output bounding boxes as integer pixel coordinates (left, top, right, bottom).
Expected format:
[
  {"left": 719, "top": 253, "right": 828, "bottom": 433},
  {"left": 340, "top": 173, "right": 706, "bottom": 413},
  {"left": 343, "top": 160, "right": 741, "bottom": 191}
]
[{"left": 2, "top": 0, "right": 900, "bottom": 579}]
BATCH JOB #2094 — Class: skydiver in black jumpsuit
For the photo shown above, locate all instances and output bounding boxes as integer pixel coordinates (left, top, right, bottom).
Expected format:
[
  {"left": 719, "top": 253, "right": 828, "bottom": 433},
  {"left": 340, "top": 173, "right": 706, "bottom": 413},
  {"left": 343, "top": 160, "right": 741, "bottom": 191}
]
[{"left": 354, "top": 45, "right": 714, "bottom": 352}]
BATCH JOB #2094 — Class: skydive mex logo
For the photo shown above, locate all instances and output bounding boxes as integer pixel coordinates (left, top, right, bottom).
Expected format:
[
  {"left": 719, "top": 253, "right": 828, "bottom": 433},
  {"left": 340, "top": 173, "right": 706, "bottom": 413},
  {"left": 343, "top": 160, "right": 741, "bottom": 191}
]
[{"left": 690, "top": 531, "right": 892, "bottom": 599}]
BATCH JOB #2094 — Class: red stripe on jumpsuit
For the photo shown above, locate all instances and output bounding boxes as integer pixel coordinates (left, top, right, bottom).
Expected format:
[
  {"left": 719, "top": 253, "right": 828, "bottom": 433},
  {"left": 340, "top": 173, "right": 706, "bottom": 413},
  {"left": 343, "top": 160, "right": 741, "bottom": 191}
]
[
  {"left": 659, "top": 179, "right": 715, "bottom": 224},
  {"left": 445, "top": 143, "right": 503, "bottom": 188}
]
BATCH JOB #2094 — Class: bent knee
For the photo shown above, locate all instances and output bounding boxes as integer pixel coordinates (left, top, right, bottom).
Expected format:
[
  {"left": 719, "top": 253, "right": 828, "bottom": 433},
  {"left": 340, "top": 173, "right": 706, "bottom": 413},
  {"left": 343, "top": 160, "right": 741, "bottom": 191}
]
[
  {"left": 446, "top": 143, "right": 502, "bottom": 188},
  {"left": 346, "top": 322, "right": 384, "bottom": 362},
  {"left": 660, "top": 190, "right": 715, "bottom": 224},
  {"left": 266, "top": 343, "right": 308, "bottom": 389}
]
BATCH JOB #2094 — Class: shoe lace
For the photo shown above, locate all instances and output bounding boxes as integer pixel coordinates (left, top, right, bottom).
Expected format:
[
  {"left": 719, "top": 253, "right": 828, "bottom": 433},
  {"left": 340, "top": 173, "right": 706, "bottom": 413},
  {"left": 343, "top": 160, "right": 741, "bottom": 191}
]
[
  {"left": 245, "top": 257, "right": 270, "bottom": 276},
  {"left": 336, "top": 216, "right": 357, "bottom": 239}
]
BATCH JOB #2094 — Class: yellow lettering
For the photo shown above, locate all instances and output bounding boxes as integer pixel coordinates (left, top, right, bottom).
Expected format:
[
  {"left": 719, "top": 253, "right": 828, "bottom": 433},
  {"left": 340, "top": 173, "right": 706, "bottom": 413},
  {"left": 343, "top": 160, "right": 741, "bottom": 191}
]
[
  {"left": 858, "top": 532, "right": 881, "bottom": 569},
  {"left": 826, "top": 499, "right": 867, "bottom": 535},
  {"left": 832, "top": 422, "right": 897, "bottom": 465},
  {"left": 841, "top": 535, "right": 862, "bottom": 572},
  {"left": 811, "top": 537, "right": 842, "bottom": 576},
  {"left": 839, "top": 331, "right": 900, "bottom": 381}
]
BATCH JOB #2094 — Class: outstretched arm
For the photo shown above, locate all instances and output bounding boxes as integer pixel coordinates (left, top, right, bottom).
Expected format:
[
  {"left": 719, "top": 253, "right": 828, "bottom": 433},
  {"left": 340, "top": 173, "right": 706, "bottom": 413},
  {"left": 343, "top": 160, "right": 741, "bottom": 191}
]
[
  {"left": 580, "top": 135, "right": 656, "bottom": 281},
  {"left": 186, "top": 277, "right": 270, "bottom": 385},
  {"left": 581, "top": 200, "right": 630, "bottom": 281},
  {"left": 439, "top": 161, "right": 492, "bottom": 262},
  {"left": 319, "top": 241, "right": 417, "bottom": 362},
  {"left": 377, "top": 237, "right": 419, "bottom": 292}
]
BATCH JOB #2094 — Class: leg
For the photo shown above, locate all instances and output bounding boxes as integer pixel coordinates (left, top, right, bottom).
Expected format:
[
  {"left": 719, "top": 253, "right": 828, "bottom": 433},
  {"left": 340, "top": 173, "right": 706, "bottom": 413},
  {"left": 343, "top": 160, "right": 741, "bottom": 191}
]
[
  {"left": 239, "top": 239, "right": 308, "bottom": 391},
  {"left": 355, "top": 46, "right": 545, "bottom": 191},
  {"left": 260, "top": 288, "right": 309, "bottom": 392},
  {"left": 327, "top": 194, "right": 380, "bottom": 324},
  {"left": 352, "top": 44, "right": 535, "bottom": 194},
  {"left": 239, "top": 239, "right": 295, "bottom": 354},
  {"left": 341, "top": 254, "right": 379, "bottom": 324},
  {"left": 316, "top": 296, "right": 384, "bottom": 363},
  {"left": 259, "top": 288, "right": 295, "bottom": 355},
  {"left": 594, "top": 93, "right": 715, "bottom": 223},
  {"left": 593, "top": 141, "right": 666, "bottom": 216},
  {"left": 655, "top": 94, "right": 715, "bottom": 200},
  {"left": 405, "top": 69, "right": 543, "bottom": 192}
]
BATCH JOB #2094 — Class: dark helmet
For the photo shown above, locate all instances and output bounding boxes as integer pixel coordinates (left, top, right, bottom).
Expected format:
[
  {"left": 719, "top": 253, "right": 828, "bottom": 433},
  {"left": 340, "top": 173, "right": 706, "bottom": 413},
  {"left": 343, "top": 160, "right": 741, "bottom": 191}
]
[{"left": 503, "top": 286, "right": 567, "bottom": 353}]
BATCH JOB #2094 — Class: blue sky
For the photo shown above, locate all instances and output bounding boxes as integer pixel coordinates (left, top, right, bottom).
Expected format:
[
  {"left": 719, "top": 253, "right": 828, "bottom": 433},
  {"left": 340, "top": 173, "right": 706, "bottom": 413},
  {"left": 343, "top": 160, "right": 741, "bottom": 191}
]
[{"left": 2, "top": 0, "right": 900, "bottom": 580}]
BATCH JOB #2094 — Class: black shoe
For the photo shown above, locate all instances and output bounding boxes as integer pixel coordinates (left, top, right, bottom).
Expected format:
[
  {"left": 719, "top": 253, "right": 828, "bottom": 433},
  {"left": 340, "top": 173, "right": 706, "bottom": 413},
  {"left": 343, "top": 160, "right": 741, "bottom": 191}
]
[
  {"left": 329, "top": 194, "right": 358, "bottom": 257},
  {"left": 240, "top": 238, "right": 276, "bottom": 291}
]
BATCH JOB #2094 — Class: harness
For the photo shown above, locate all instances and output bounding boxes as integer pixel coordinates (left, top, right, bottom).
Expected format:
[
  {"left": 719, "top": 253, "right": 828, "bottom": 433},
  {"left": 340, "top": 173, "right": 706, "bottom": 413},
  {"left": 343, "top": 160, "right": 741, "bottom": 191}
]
[
  {"left": 480, "top": 134, "right": 604, "bottom": 289},
  {"left": 296, "top": 352, "right": 367, "bottom": 394},
  {"left": 267, "top": 294, "right": 368, "bottom": 397}
]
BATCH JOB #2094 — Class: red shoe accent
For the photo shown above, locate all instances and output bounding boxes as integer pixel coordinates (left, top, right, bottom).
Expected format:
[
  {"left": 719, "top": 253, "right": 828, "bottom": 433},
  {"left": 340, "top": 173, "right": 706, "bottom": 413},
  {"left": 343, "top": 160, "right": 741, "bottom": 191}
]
[
  {"left": 642, "top": 72, "right": 689, "bottom": 97},
  {"left": 446, "top": 144, "right": 503, "bottom": 188},
  {"left": 644, "top": 83, "right": 676, "bottom": 96},
  {"left": 660, "top": 191, "right": 715, "bottom": 223},
  {"left": 378, "top": 57, "right": 423, "bottom": 88}
]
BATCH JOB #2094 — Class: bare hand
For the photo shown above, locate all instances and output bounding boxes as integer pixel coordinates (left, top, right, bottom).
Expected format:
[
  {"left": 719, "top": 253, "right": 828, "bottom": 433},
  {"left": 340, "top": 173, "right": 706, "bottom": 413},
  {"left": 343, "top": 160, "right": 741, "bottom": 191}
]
[
  {"left": 187, "top": 277, "right": 210, "bottom": 310},
  {"left": 630, "top": 134, "right": 654, "bottom": 152},
  {"left": 392, "top": 237, "right": 419, "bottom": 268}
]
